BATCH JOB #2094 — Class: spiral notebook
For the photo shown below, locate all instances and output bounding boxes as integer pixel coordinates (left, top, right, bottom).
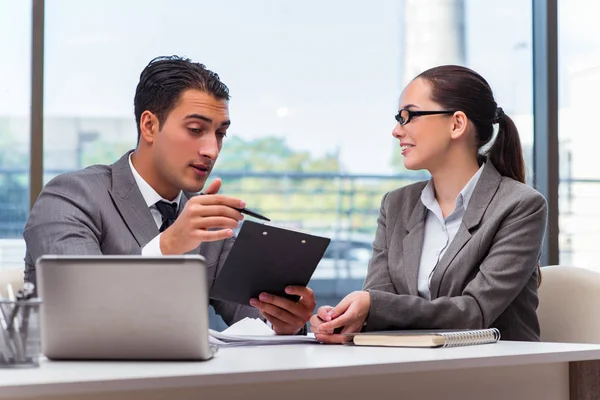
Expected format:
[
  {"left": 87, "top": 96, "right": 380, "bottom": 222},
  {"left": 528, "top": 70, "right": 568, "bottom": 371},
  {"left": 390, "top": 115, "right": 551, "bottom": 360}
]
[{"left": 351, "top": 328, "right": 500, "bottom": 348}]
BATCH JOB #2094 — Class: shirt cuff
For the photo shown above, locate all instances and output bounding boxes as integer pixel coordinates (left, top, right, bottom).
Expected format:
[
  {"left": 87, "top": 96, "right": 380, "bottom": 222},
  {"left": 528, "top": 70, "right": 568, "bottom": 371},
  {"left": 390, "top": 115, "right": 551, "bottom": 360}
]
[{"left": 141, "top": 234, "right": 163, "bottom": 256}]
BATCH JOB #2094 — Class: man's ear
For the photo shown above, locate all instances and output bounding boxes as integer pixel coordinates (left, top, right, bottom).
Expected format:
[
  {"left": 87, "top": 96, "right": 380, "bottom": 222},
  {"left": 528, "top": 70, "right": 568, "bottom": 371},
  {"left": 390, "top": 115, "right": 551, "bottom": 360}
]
[
  {"left": 139, "top": 111, "right": 159, "bottom": 144},
  {"left": 449, "top": 111, "right": 468, "bottom": 140}
]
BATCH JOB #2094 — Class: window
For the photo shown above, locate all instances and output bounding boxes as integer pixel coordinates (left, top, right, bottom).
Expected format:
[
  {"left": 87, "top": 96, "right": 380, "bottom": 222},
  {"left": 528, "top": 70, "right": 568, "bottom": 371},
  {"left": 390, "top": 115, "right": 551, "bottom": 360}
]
[
  {"left": 44, "top": 1, "right": 534, "bottom": 326},
  {"left": 558, "top": 0, "right": 600, "bottom": 267},
  {"left": 0, "top": 0, "right": 32, "bottom": 270}
]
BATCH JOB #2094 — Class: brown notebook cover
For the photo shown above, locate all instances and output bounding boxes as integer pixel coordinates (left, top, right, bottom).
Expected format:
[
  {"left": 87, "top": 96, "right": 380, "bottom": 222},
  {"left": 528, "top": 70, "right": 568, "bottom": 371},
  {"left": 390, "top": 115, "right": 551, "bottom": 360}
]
[{"left": 351, "top": 328, "right": 501, "bottom": 348}]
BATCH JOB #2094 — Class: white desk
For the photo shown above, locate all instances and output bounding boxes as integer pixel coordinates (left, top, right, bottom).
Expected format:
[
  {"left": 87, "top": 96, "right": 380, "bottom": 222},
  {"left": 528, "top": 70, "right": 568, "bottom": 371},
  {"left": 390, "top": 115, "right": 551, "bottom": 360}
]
[{"left": 2, "top": 341, "right": 600, "bottom": 400}]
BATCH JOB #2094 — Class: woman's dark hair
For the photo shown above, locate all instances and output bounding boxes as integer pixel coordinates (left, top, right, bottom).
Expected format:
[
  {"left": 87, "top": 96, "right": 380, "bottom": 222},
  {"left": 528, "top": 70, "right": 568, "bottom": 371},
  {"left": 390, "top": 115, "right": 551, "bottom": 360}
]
[
  {"left": 417, "top": 65, "right": 525, "bottom": 184},
  {"left": 133, "top": 55, "right": 230, "bottom": 143}
]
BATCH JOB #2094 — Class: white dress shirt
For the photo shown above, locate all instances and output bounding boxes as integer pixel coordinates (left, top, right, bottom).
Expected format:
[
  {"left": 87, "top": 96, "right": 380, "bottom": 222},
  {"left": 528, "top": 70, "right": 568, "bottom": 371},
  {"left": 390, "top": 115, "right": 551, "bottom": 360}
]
[
  {"left": 128, "top": 154, "right": 182, "bottom": 256},
  {"left": 417, "top": 164, "right": 485, "bottom": 299}
]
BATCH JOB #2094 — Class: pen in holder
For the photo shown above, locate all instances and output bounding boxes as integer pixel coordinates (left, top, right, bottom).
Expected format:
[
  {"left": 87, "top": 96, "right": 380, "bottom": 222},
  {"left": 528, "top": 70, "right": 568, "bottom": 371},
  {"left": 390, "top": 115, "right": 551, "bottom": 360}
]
[{"left": 0, "top": 282, "right": 42, "bottom": 368}]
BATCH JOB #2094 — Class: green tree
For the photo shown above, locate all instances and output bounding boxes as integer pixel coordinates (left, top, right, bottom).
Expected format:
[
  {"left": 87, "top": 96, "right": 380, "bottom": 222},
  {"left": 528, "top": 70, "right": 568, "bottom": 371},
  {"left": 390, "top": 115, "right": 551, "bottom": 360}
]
[
  {"left": 211, "top": 136, "right": 344, "bottom": 230},
  {"left": 216, "top": 136, "right": 340, "bottom": 173}
]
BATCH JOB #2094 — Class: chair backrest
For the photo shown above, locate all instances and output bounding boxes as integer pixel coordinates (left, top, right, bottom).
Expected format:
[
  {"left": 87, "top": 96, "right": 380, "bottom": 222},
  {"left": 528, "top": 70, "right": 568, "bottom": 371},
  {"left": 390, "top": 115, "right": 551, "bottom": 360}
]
[
  {"left": 0, "top": 268, "right": 24, "bottom": 299},
  {"left": 538, "top": 265, "right": 600, "bottom": 343}
]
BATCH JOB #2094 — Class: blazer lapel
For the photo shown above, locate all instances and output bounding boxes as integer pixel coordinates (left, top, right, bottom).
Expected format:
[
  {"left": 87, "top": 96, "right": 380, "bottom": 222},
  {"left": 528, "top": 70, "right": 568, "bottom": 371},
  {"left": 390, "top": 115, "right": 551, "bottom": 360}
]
[
  {"left": 428, "top": 162, "right": 503, "bottom": 298},
  {"left": 108, "top": 152, "right": 159, "bottom": 247},
  {"left": 428, "top": 225, "right": 472, "bottom": 298},
  {"left": 402, "top": 200, "right": 427, "bottom": 296}
]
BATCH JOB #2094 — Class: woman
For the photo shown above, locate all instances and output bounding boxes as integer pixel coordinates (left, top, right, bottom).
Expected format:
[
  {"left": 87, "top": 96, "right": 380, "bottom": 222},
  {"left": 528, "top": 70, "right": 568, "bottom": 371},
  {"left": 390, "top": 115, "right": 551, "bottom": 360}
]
[{"left": 311, "top": 65, "right": 547, "bottom": 342}]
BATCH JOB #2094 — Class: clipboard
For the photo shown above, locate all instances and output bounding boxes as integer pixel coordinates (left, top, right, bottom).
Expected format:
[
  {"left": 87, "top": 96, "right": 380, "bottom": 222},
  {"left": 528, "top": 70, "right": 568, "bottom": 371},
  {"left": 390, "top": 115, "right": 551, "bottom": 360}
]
[{"left": 211, "top": 221, "right": 331, "bottom": 305}]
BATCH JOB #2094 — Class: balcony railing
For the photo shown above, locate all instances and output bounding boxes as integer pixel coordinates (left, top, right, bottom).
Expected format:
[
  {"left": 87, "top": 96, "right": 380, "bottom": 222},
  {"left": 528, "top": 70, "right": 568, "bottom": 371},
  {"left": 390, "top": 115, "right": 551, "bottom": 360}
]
[{"left": 0, "top": 167, "right": 598, "bottom": 271}]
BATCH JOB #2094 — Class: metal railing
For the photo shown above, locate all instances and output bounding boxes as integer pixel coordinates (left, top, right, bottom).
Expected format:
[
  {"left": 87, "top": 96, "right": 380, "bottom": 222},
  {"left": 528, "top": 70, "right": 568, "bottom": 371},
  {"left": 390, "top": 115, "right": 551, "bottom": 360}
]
[
  {"left": 1, "top": 167, "right": 599, "bottom": 269},
  {"left": 3, "top": 167, "right": 600, "bottom": 327}
]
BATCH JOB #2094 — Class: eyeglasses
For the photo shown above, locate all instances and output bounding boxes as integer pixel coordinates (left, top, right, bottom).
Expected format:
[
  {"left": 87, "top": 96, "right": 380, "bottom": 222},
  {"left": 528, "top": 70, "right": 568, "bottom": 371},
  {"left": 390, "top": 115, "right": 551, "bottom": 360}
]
[{"left": 394, "top": 108, "right": 457, "bottom": 126}]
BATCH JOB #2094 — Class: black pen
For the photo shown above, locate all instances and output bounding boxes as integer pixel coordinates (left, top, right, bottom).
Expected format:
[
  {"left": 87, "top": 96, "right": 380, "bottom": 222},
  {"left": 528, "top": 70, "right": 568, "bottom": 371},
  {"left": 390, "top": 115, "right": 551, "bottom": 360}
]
[
  {"left": 198, "top": 193, "right": 270, "bottom": 222},
  {"left": 236, "top": 207, "right": 271, "bottom": 222}
]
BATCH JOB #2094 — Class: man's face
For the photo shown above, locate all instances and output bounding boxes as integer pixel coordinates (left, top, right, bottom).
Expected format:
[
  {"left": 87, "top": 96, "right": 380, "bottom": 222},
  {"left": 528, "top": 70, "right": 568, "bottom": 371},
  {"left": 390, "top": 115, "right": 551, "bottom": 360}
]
[{"left": 150, "top": 89, "right": 230, "bottom": 197}]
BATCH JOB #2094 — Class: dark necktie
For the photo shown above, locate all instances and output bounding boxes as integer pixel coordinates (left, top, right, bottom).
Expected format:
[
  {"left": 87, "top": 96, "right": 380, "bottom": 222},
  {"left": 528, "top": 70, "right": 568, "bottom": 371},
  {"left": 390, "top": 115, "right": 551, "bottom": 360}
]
[{"left": 155, "top": 201, "right": 178, "bottom": 232}]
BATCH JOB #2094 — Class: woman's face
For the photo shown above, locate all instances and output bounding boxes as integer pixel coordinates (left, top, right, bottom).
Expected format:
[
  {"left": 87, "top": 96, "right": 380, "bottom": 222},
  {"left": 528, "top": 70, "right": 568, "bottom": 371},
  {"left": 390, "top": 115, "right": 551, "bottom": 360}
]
[{"left": 392, "top": 78, "right": 457, "bottom": 172}]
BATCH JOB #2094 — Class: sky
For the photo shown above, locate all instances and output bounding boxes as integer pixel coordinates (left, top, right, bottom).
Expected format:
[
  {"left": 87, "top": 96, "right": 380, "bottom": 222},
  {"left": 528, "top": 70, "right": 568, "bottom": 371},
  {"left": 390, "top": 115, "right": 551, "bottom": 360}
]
[{"left": 2, "top": 0, "right": 600, "bottom": 173}]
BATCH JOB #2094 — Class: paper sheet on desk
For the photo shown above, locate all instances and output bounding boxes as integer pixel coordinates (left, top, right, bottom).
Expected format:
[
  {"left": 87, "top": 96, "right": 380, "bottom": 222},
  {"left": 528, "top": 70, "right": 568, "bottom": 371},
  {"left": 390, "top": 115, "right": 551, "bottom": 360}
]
[{"left": 209, "top": 317, "right": 317, "bottom": 347}]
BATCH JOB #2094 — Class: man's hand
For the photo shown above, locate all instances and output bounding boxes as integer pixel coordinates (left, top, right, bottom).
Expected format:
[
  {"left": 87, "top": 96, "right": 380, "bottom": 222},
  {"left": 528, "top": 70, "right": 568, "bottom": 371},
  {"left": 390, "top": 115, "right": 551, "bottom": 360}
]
[
  {"left": 160, "top": 178, "right": 245, "bottom": 255},
  {"left": 310, "top": 290, "right": 370, "bottom": 344},
  {"left": 250, "top": 286, "right": 316, "bottom": 335}
]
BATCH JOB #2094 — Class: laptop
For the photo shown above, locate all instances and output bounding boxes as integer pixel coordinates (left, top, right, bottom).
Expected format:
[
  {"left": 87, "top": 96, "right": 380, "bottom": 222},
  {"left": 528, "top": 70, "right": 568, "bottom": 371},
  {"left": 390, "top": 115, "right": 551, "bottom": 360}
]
[{"left": 35, "top": 255, "right": 216, "bottom": 361}]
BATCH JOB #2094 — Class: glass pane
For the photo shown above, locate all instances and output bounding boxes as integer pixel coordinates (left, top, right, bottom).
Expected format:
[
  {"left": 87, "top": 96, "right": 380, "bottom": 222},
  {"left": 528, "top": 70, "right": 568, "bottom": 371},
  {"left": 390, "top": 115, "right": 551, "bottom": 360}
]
[
  {"left": 45, "top": 0, "right": 533, "bottom": 325},
  {"left": 402, "top": 0, "right": 533, "bottom": 181},
  {"left": 0, "top": 0, "right": 31, "bottom": 270},
  {"left": 558, "top": 0, "right": 600, "bottom": 268}
]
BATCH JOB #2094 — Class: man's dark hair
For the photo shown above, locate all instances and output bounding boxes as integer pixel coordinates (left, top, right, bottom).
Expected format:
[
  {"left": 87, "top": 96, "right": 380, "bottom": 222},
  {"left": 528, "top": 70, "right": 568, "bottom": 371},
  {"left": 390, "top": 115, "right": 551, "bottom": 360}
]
[{"left": 134, "top": 55, "right": 230, "bottom": 142}]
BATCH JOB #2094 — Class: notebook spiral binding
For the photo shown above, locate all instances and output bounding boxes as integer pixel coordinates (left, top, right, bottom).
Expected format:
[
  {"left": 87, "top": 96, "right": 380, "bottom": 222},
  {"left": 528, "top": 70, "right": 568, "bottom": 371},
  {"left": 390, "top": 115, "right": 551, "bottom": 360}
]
[{"left": 441, "top": 328, "right": 501, "bottom": 348}]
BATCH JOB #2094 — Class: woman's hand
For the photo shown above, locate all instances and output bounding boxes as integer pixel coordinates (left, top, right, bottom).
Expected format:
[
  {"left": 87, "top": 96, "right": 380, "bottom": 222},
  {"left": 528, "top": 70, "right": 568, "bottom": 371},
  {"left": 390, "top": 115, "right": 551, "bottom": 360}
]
[{"left": 310, "top": 291, "right": 371, "bottom": 344}]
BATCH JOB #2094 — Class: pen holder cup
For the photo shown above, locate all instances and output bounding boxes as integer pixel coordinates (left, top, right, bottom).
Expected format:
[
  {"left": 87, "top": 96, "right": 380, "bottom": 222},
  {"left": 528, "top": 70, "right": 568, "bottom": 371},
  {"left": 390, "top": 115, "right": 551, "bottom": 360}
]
[{"left": 0, "top": 298, "right": 42, "bottom": 368}]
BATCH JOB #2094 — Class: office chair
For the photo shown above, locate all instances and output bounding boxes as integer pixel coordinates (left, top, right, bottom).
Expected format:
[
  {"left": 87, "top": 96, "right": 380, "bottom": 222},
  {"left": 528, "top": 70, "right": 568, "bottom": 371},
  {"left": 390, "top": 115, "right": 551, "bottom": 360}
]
[
  {"left": 0, "top": 268, "right": 24, "bottom": 299},
  {"left": 538, "top": 265, "right": 600, "bottom": 343}
]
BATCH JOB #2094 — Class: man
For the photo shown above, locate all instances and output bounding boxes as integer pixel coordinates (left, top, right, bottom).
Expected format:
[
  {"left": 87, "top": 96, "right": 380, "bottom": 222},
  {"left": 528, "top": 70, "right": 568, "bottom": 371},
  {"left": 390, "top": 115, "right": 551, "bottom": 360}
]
[{"left": 23, "top": 56, "right": 314, "bottom": 335}]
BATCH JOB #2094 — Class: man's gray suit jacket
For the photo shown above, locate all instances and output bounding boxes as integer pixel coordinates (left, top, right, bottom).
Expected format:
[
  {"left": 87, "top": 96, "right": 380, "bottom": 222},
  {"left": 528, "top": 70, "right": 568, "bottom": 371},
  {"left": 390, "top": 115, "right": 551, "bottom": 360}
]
[{"left": 23, "top": 152, "right": 261, "bottom": 326}]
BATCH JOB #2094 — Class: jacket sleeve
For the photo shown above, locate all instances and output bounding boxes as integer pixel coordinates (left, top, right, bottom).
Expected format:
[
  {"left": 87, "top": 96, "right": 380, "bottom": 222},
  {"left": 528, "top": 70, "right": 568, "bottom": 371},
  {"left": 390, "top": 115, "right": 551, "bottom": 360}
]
[{"left": 23, "top": 174, "right": 105, "bottom": 287}]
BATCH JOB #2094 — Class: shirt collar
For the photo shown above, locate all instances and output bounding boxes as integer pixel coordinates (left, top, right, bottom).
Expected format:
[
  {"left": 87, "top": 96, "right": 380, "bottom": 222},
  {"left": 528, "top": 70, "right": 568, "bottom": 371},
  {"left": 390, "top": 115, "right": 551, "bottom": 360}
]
[
  {"left": 128, "top": 153, "right": 182, "bottom": 208},
  {"left": 420, "top": 163, "right": 485, "bottom": 212},
  {"left": 460, "top": 163, "right": 485, "bottom": 209},
  {"left": 420, "top": 180, "right": 437, "bottom": 210}
]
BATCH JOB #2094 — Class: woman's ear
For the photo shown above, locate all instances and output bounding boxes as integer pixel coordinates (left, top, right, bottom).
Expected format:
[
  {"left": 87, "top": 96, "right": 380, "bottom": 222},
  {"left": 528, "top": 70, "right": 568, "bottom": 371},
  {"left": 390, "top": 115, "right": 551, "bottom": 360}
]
[
  {"left": 139, "top": 111, "right": 159, "bottom": 145},
  {"left": 449, "top": 111, "right": 468, "bottom": 140}
]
